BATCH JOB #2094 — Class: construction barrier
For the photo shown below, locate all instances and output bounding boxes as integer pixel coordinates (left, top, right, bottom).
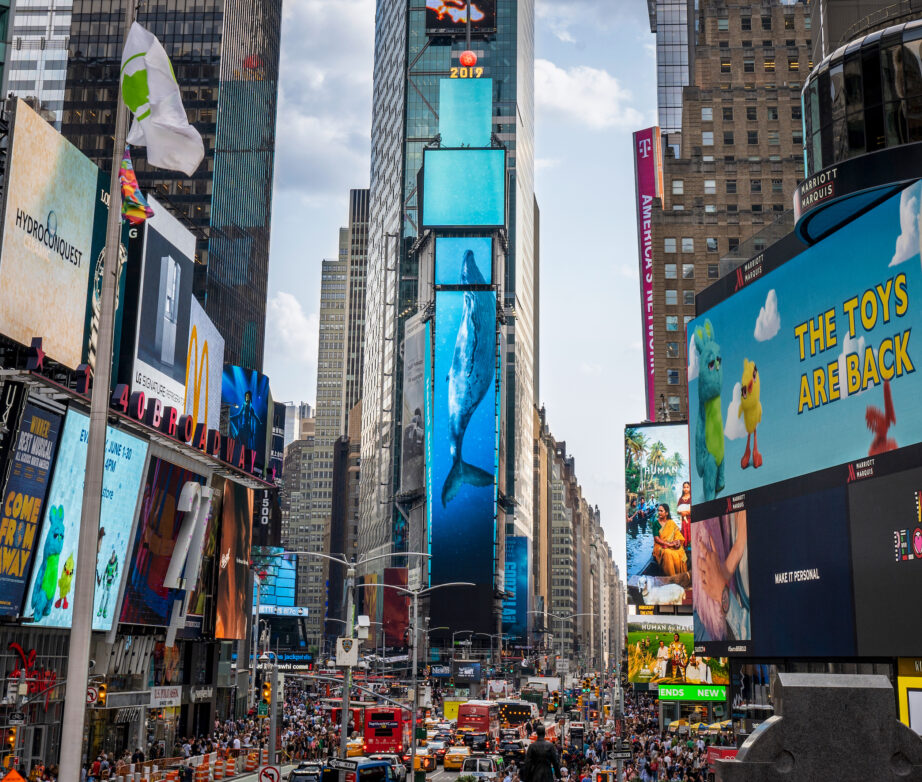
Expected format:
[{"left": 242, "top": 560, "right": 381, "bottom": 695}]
[
  {"left": 225, "top": 757, "right": 236, "bottom": 776},
  {"left": 245, "top": 752, "right": 258, "bottom": 772}
]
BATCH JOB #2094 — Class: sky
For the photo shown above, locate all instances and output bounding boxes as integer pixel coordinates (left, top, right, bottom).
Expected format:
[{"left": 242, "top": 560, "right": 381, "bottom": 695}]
[{"left": 263, "top": 0, "right": 660, "bottom": 575}]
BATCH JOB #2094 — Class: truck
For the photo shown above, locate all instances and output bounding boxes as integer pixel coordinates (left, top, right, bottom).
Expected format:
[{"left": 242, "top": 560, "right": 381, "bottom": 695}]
[
  {"left": 527, "top": 676, "right": 562, "bottom": 693},
  {"left": 520, "top": 687, "right": 545, "bottom": 716}
]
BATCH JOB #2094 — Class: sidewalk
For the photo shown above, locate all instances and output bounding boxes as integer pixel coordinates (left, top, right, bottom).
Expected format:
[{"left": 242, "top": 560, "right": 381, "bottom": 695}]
[{"left": 231, "top": 764, "right": 297, "bottom": 781}]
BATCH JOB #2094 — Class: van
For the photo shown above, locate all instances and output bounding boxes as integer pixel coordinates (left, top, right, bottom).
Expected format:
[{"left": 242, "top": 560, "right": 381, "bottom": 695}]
[
  {"left": 317, "top": 759, "right": 400, "bottom": 782},
  {"left": 460, "top": 755, "right": 500, "bottom": 781}
]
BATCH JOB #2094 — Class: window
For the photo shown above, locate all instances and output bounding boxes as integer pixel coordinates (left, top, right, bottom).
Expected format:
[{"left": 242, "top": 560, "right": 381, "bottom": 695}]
[
  {"left": 684, "top": 315, "right": 694, "bottom": 328},
  {"left": 665, "top": 290, "right": 678, "bottom": 306},
  {"left": 751, "top": 179, "right": 762, "bottom": 193},
  {"left": 701, "top": 106, "right": 713, "bottom": 121},
  {"left": 784, "top": 14, "right": 794, "bottom": 30},
  {"left": 746, "top": 106, "right": 757, "bottom": 121},
  {"left": 791, "top": 105, "right": 802, "bottom": 120},
  {"left": 748, "top": 130, "right": 759, "bottom": 144},
  {"left": 772, "top": 178, "right": 783, "bottom": 192},
  {"left": 741, "top": 16, "right": 751, "bottom": 31},
  {"left": 761, "top": 15, "right": 771, "bottom": 30},
  {"left": 703, "top": 155, "right": 714, "bottom": 162},
  {"left": 664, "top": 238, "right": 676, "bottom": 253},
  {"left": 719, "top": 40, "right": 729, "bottom": 48},
  {"left": 728, "top": 237, "right": 740, "bottom": 252},
  {"left": 706, "top": 237, "right": 718, "bottom": 252},
  {"left": 672, "top": 179, "right": 684, "bottom": 195},
  {"left": 722, "top": 107, "right": 733, "bottom": 120},
  {"left": 682, "top": 237, "right": 694, "bottom": 252},
  {"left": 707, "top": 264, "right": 719, "bottom": 279},
  {"left": 764, "top": 59, "right": 775, "bottom": 72},
  {"left": 672, "top": 204, "right": 685, "bottom": 211},
  {"left": 726, "top": 179, "right": 737, "bottom": 193},
  {"left": 773, "top": 203, "right": 785, "bottom": 212},
  {"left": 805, "top": 15, "right": 812, "bottom": 30},
  {"left": 668, "top": 396, "right": 681, "bottom": 412},
  {"left": 721, "top": 59, "right": 731, "bottom": 73},
  {"left": 702, "top": 131, "right": 714, "bottom": 146},
  {"left": 704, "top": 179, "right": 716, "bottom": 194},
  {"left": 705, "top": 204, "right": 716, "bottom": 213},
  {"left": 727, "top": 204, "right": 738, "bottom": 213},
  {"left": 665, "top": 263, "right": 677, "bottom": 279},
  {"left": 768, "top": 130, "right": 780, "bottom": 145},
  {"left": 754, "top": 238, "right": 767, "bottom": 251},
  {"left": 744, "top": 59, "right": 755, "bottom": 73},
  {"left": 724, "top": 131, "right": 735, "bottom": 145},
  {"left": 682, "top": 263, "right": 695, "bottom": 279},
  {"left": 793, "top": 130, "right": 803, "bottom": 144},
  {"left": 752, "top": 203, "right": 763, "bottom": 212},
  {"left": 767, "top": 106, "right": 778, "bottom": 120},
  {"left": 788, "top": 57, "right": 799, "bottom": 71},
  {"left": 718, "top": 17, "right": 728, "bottom": 31},
  {"left": 666, "top": 342, "right": 680, "bottom": 359},
  {"left": 667, "top": 369, "right": 680, "bottom": 385},
  {"left": 666, "top": 316, "right": 679, "bottom": 331},
  {"left": 683, "top": 290, "right": 695, "bottom": 306},
  {"left": 742, "top": 40, "right": 753, "bottom": 49}
]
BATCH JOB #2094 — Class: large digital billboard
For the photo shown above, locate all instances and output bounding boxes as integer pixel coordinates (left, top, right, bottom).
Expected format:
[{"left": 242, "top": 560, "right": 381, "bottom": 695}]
[
  {"left": 22, "top": 409, "right": 148, "bottom": 630},
  {"left": 628, "top": 614, "right": 729, "bottom": 687},
  {"left": 383, "top": 567, "right": 409, "bottom": 647},
  {"left": 426, "top": 0, "right": 496, "bottom": 34},
  {"left": 119, "top": 457, "right": 207, "bottom": 627},
  {"left": 0, "top": 402, "right": 62, "bottom": 617},
  {"left": 222, "top": 365, "right": 271, "bottom": 475},
  {"left": 502, "top": 535, "right": 529, "bottom": 639},
  {"left": 252, "top": 546, "right": 302, "bottom": 616},
  {"left": 439, "top": 79, "right": 492, "bottom": 148},
  {"left": 625, "top": 423, "right": 691, "bottom": 606},
  {"left": 422, "top": 149, "right": 505, "bottom": 229},
  {"left": 435, "top": 237, "right": 493, "bottom": 286},
  {"left": 688, "top": 179, "right": 922, "bottom": 505},
  {"left": 215, "top": 478, "right": 253, "bottom": 639},
  {"left": 251, "top": 487, "right": 281, "bottom": 548},
  {"left": 184, "top": 296, "right": 225, "bottom": 433},
  {"left": 0, "top": 99, "right": 97, "bottom": 368},
  {"left": 400, "top": 314, "right": 426, "bottom": 495}
]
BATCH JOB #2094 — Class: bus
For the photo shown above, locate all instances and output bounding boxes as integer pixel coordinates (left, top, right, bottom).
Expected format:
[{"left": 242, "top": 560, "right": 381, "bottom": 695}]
[
  {"left": 364, "top": 706, "right": 411, "bottom": 755},
  {"left": 497, "top": 700, "right": 533, "bottom": 727},
  {"left": 332, "top": 706, "right": 366, "bottom": 735},
  {"left": 457, "top": 700, "right": 500, "bottom": 748}
]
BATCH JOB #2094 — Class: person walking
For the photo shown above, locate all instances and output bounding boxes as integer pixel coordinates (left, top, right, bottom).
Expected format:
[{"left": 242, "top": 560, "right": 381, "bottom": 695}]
[{"left": 522, "top": 724, "right": 561, "bottom": 782}]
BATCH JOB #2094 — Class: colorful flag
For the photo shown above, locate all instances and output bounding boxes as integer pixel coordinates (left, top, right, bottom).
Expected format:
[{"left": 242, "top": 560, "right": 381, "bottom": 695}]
[
  {"left": 120, "top": 22, "right": 205, "bottom": 176},
  {"left": 119, "top": 147, "right": 154, "bottom": 225}
]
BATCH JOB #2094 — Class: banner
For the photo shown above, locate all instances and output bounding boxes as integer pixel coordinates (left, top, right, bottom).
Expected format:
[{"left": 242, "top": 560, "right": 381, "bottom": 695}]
[
  {"left": 215, "top": 478, "right": 253, "bottom": 639},
  {"left": 0, "top": 403, "right": 62, "bottom": 617},
  {"left": 383, "top": 567, "right": 409, "bottom": 647},
  {"left": 502, "top": 536, "right": 528, "bottom": 638},
  {"left": 628, "top": 614, "right": 728, "bottom": 687},
  {"left": 400, "top": 314, "right": 426, "bottom": 495}
]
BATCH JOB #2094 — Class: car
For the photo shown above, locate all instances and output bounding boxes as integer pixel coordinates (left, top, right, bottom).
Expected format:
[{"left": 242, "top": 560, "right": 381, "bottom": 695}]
[
  {"left": 288, "top": 763, "right": 323, "bottom": 782},
  {"left": 367, "top": 753, "right": 408, "bottom": 782},
  {"left": 413, "top": 747, "right": 437, "bottom": 773},
  {"left": 433, "top": 731, "right": 454, "bottom": 745},
  {"left": 460, "top": 755, "right": 500, "bottom": 782},
  {"left": 444, "top": 745, "right": 472, "bottom": 770},
  {"left": 347, "top": 737, "right": 367, "bottom": 757},
  {"left": 499, "top": 740, "right": 528, "bottom": 765},
  {"left": 427, "top": 740, "right": 448, "bottom": 763}
]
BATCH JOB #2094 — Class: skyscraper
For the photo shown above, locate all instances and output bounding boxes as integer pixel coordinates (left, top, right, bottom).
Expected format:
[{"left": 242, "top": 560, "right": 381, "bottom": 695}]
[
  {"left": 361, "top": 0, "right": 537, "bottom": 585},
  {"left": 62, "top": 0, "right": 281, "bottom": 370},
  {"left": 6, "top": 0, "right": 67, "bottom": 127},
  {"left": 342, "top": 189, "right": 370, "bottom": 428}
]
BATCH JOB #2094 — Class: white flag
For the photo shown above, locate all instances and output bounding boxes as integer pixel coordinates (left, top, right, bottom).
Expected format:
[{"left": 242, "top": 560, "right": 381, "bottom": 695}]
[{"left": 120, "top": 22, "right": 205, "bottom": 176}]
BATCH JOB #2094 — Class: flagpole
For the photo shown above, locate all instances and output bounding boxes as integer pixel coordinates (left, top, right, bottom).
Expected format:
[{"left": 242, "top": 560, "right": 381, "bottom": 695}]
[{"left": 58, "top": 0, "right": 136, "bottom": 777}]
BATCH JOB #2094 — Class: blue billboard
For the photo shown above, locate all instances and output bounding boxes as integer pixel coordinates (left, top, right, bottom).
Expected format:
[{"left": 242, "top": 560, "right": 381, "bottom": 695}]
[
  {"left": 221, "top": 365, "right": 270, "bottom": 474},
  {"left": 0, "top": 403, "right": 62, "bottom": 617},
  {"left": 23, "top": 409, "right": 148, "bottom": 630},
  {"left": 252, "top": 545, "right": 301, "bottom": 614},
  {"left": 439, "top": 78, "right": 492, "bottom": 148},
  {"left": 429, "top": 290, "right": 498, "bottom": 588},
  {"left": 435, "top": 237, "right": 493, "bottom": 286},
  {"left": 502, "top": 536, "right": 528, "bottom": 638},
  {"left": 688, "top": 179, "right": 922, "bottom": 505},
  {"left": 422, "top": 149, "right": 505, "bottom": 229}
]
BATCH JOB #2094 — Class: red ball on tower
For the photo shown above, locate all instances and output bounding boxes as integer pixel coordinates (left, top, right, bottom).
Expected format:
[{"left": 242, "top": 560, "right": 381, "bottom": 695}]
[{"left": 460, "top": 50, "right": 477, "bottom": 67}]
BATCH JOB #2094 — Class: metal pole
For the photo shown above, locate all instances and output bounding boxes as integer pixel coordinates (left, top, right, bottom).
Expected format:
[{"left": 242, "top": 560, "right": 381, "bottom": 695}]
[
  {"left": 252, "top": 572, "right": 261, "bottom": 711},
  {"left": 409, "top": 591, "right": 419, "bottom": 781},
  {"left": 339, "top": 564, "right": 355, "bottom": 782},
  {"left": 269, "top": 655, "right": 279, "bottom": 765},
  {"left": 58, "top": 2, "right": 135, "bottom": 778}
]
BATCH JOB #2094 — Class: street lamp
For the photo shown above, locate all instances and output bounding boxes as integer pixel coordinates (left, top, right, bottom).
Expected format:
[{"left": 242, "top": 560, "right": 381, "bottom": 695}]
[
  {"left": 258, "top": 651, "right": 279, "bottom": 765},
  {"left": 472, "top": 633, "right": 514, "bottom": 668},
  {"left": 452, "top": 629, "right": 474, "bottom": 661}
]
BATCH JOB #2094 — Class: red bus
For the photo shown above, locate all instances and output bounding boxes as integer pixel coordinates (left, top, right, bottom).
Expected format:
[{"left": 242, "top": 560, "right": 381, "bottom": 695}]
[
  {"left": 457, "top": 700, "right": 500, "bottom": 748},
  {"left": 331, "top": 706, "right": 366, "bottom": 734},
  {"left": 364, "top": 706, "right": 411, "bottom": 755}
]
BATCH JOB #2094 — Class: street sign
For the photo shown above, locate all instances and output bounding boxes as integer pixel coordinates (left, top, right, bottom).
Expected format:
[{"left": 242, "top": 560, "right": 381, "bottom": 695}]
[
  {"left": 257, "top": 701, "right": 269, "bottom": 718},
  {"left": 557, "top": 659, "right": 570, "bottom": 673},
  {"left": 609, "top": 751, "right": 633, "bottom": 762},
  {"left": 258, "top": 767, "right": 281, "bottom": 782},
  {"left": 86, "top": 686, "right": 99, "bottom": 705},
  {"left": 328, "top": 758, "right": 359, "bottom": 772},
  {"left": 7, "top": 713, "right": 24, "bottom": 727}
]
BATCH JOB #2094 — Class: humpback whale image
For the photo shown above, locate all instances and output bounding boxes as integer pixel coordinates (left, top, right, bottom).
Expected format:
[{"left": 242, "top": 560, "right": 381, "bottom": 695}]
[{"left": 441, "top": 249, "right": 495, "bottom": 506}]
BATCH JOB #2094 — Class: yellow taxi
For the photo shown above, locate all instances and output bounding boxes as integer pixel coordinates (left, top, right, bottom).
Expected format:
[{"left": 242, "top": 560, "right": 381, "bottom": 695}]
[
  {"left": 444, "top": 745, "right": 471, "bottom": 770},
  {"left": 414, "top": 747, "right": 437, "bottom": 773},
  {"left": 347, "top": 737, "right": 366, "bottom": 757}
]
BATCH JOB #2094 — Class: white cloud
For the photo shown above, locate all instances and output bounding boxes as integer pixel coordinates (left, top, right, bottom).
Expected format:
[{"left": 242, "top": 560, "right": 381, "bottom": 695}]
[
  {"left": 536, "top": 2, "right": 579, "bottom": 42},
  {"left": 535, "top": 157, "right": 561, "bottom": 171},
  {"left": 724, "top": 382, "right": 748, "bottom": 440},
  {"left": 579, "top": 362, "right": 603, "bottom": 376},
  {"left": 891, "top": 183, "right": 921, "bottom": 266},
  {"left": 264, "top": 292, "right": 320, "bottom": 401},
  {"left": 535, "top": 59, "right": 643, "bottom": 130},
  {"left": 754, "top": 289, "right": 780, "bottom": 342},
  {"left": 836, "top": 332, "right": 867, "bottom": 399},
  {"left": 687, "top": 333, "right": 698, "bottom": 381}
]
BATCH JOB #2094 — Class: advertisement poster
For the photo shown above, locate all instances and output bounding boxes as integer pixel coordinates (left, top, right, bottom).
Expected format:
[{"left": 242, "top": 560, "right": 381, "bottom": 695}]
[
  {"left": 0, "top": 99, "right": 97, "bottom": 368},
  {"left": 184, "top": 296, "right": 225, "bottom": 433},
  {"left": 119, "top": 457, "right": 207, "bottom": 627},
  {"left": 502, "top": 535, "right": 529, "bottom": 638},
  {"left": 692, "top": 511, "right": 751, "bottom": 653},
  {"left": 625, "top": 423, "right": 691, "bottom": 606},
  {"left": 0, "top": 402, "right": 62, "bottom": 617},
  {"left": 221, "top": 365, "right": 270, "bottom": 474},
  {"left": 400, "top": 313, "right": 426, "bottom": 495},
  {"left": 435, "top": 236, "right": 493, "bottom": 286},
  {"left": 22, "top": 409, "right": 148, "bottom": 630},
  {"left": 425, "top": 0, "right": 496, "bottom": 34},
  {"left": 252, "top": 546, "right": 301, "bottom": 615},
  {"left": 181, "top": 487, "right": 220, "bottom": 637},
  {"left": 0, "top": 381, "right": 27, "bottom": 472},
  {"left": 423, "top": 149, "right": 505, "bottom": 229},
  {"left": 131, "top": 195, "right": 195, "bottom": 411},
  {"left": 215, "top": 478, "right": 253, "bottom": 639},
  {"left": 439, "top": 79, "right": 492, "bottom": 149},
  {"left": 628, "top": 615, "right": 727, "bottom": 686},
  {"left": 251, "top": 487, "right": 281, "bottom": 548},
  {"left": 383, "top": 567, "right": 409, "bottom": 647},
  {"left": 688, "top": 180, "right": 922, "bottom": 505},
  {"left": 633, "top": 127, "right": 663, "bottom": 422}
]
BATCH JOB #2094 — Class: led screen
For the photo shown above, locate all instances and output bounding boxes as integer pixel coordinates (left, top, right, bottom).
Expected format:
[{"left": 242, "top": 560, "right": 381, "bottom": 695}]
[
  {"left": 252, "top": 546, "right": 302, "bottom": 615},
  {"left": 383, "top": 567, "right": 409, "bottom": 647},
  {"left": 184, "top": 296, "right": 225, "bottom": 433},
  {"left": 439, "top": 78, "right": 492, "bottom": 148},
  {"left": 688, "top": 180, "right": 922, "bottom": 506},
  {"left": 0, "top": 99, "right": 97, "bottom": 368},
  {"left": 252, "top": 487, "right": 281, "bottom": 548},
  {"left": 221, "top": 365, "right": 270, "bottom": 475},
  {"left": 628, "top": 614, "right": 729, "bottom": 687},
  {"left": 425, "top": 0, "right": 496, "bottom": 34},
  {"left": 0, "top": 402, "right": 62, "bottom": 617},
  {"left": 435, "top": 237, "right": 493, "bottom": 286},
  {"left": 22, "top": 409, "right": 148, "bottom": 630},
  {"left": 119, "top": 457, "right": 207, "bottom": 627},
  {"left": 422, "top": 149, "right": 505, "bottom": 229},
  {"left": 502, "top": 535, "right": 528, "bottom": 639},
  {"left": 215, "top": 478, "right": 253, "bottom": 639},
  {"left": 625, "top": 423, "right": 691, "bottom": 606},
  {"left": 400, "top": 314, "right": 426, "bottom": 495}
]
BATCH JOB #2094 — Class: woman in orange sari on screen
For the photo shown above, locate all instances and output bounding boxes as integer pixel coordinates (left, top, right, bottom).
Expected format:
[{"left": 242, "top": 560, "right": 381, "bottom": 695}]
[{"left": 653, "top": 504, "right": 688, "bottom": 576}]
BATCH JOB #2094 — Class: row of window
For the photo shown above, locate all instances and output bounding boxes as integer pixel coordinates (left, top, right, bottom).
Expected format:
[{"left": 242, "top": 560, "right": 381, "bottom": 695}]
[
  {"left": 665, "top": 289, "right": 696, "bottom": 306},
  {"left": 721, "top": 57, "right": 809, "bottom": 73},
  {"left": 716, "top": 14, "right": 808, "bottom": 32},
  {"left": 663, "top": 237, "right": 739, "bottom": 254},
  {"left": 702, "top": 129, "right": 801, "bottom": 145},
  {"left": 701, "top": 105, "right": 801, "bottom": 122},
  {"left": 666, "top": 315, "right": 694, "bottom": 332}
]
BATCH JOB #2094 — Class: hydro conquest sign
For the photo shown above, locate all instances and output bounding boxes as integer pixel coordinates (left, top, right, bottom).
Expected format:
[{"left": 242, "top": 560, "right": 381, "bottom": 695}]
[{"left": 657, "top": 684, "right": 727, "bottom": 702}]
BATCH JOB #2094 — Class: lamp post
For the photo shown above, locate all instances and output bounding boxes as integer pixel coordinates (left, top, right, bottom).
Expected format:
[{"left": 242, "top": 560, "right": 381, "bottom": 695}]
[
  {"left": 259, "top": 651, "right": 279, "bottom": 765},
  {"left": 472, "top": 633, "right": 514, "bottom": 669},
  {"left": 451, "top": 630, "right": 474, "bottom": 661}
]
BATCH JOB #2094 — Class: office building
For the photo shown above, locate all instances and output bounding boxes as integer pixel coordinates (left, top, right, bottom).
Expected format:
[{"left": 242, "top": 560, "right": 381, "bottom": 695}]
[
  {"left": 63, "top": 0, "right": 282, "bottom": 370},
  {"left": 342, "top": 189, "right": 369, "bottom": 427},
  {"left": 641, "top": 0, "right": 810, "bottom": 420},
  {"left": 649, "top": 0, "right": 695, "bottom": 139}
]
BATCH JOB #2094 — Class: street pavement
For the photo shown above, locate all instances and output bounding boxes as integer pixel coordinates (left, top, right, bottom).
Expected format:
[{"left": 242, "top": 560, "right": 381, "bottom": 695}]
[{"left": 428, "top": 767, "right": 461, "bottom": 782}]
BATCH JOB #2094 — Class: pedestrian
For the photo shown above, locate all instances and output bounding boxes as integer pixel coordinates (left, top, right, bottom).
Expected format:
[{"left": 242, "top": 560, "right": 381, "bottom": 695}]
[{"left": 522, "top": 724, "right": 561, "bottom": 782}]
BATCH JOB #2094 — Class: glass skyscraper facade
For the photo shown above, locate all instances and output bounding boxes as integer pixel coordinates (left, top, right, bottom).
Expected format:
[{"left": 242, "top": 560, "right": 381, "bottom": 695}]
[
  {"left": 62, "top": 0, "right": 281, "bottom": 370},
  {"left": 649, "top": 0, "right": 694, "bottom": 136},
  {"left": 361, "top": 1, "right": 537, "bottom": 576}
]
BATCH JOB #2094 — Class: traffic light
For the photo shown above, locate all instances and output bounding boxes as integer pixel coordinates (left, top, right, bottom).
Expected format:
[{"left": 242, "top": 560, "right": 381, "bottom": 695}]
[
  {"left": 6, "top": 728, "right": 16, "bottom": 749},
  {"left": 98, "top": 683, "right": 107, "bottom": 707},
  {"left": 577, "top": 696, "right": 583, "bottom": 709},
  {"left": 262, "top": 679, "right": 272, "bottom": 703}
]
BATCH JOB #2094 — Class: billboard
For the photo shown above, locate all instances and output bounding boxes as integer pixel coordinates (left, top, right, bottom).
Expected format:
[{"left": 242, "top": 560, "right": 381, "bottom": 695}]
[
  {"left": 633, "top": 127, "right": 663, "bottom": 422},
  {"left": 270, "top": 401, "right": 286, "bottom": 481},
  {"left": 252, "top": 546, "right": 301, "bottom": 615},
  {"left": 422, "top": 149, "right": 505, "bottom": 229},
  {"left": 119, "top": 458, "right": 207, "bottom": 627},
  {"left": 22, "top": 409, "right": 148, "bottom": 630},
  {"left": 435, "top": 237, "right": 493, "bottom": 286},
  {"left": 215, "top": 478, "right": 253, "bottom": 639},
  {"left": 0, "top": 402, "right": 62, "bottom": 617},
  {"left": 426, "top": 0, "right": 496, "bottom": 34},
  {"left": 222, "top": 365, "right": 270, "bottom": 475},
  {"left": 383, "top": 567, "right": 410, "bottom": 647},
  {"left": 439, "top": 79, "right": 492, "bottom": 148},
  {"left": 0, "top": 99, "right": 97, "bottom": 368},
  {"left": 688, "top": 179, "right": 922, "bottom": 505},
  {"left": 0, "top": 381, "right": 27, "bottom": 472},
  {"left": 628, "top": 614, "right": 728, "bottom": 686},
  {"left": 502, "top": 535, "right": 529, "bottom": 639},
  {"left": 184, "top": 296, "right": 225, "bottom": 433},
  {"left": 624, "top": 423, "right": 691, "bottom": 606},
  {"left": 251, "top": 487, "right": 281, "bottom": 548},
  {"left": 400, "top": 314, "right": 426, "bottom": 495}
]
